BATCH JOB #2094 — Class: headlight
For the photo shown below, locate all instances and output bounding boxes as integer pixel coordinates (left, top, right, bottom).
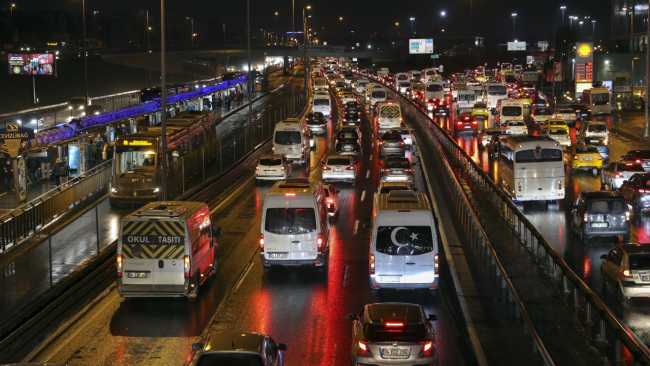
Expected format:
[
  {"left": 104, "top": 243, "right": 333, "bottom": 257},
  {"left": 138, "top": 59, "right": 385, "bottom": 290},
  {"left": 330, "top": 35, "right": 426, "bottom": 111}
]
[
  {"left": 111, "top": 188, "right": 118, "bottom": 193},
  {"left": 154, "top": 187, "right": 160, "bottom": 193}
]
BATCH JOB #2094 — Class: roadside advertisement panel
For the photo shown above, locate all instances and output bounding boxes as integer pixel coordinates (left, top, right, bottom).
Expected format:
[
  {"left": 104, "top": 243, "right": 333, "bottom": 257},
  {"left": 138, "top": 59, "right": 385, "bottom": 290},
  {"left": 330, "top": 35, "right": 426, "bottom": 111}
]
[
  {"left": 7, "top": 53, "right": 55, "bottom": 75},
  {"left": 554, "top": 62, "right": 563, "bottom": 82},
  {"left": 507, "top": 42, "right": 526, "bottom": 51},
  {"left": 409, "top": 39, "right": 434, "bottom": 54}
]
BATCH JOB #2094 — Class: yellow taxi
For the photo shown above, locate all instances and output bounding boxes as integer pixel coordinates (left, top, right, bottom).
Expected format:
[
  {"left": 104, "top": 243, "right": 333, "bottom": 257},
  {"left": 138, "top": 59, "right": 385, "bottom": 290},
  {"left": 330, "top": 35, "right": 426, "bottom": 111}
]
[
  {"left": 515, "top": 92, "right": 532, "bottom": 108},
  {"left": 540, "top": 118, "right": 570, "bottom": 134},
  {"left": 471, "top": 102, "right": 490, "bottom": 120},
  {"left": 563, "top": 145, "right": 603, "bottom": 174}
]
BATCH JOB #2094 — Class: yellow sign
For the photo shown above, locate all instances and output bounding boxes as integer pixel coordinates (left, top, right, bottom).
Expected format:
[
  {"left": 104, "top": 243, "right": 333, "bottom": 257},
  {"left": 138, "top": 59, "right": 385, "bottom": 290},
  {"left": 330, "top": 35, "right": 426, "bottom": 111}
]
[
  {"left": 121, "top": 140, "right": 152, "bottom": 146},
  {"left": 7, "top": 123, "right": 18, "bottom": 131},
  {"left": 577, "top": 44, "right": 592, "bottom": 57}
]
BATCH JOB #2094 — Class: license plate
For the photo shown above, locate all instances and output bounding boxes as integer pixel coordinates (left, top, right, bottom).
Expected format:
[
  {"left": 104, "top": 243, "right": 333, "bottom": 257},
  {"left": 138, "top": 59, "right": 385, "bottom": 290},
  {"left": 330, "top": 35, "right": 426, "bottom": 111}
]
[
  {"left": 643, "top": 276, "right": 649, "bottom": 281},
  {"left": 334, "top": 169, "right": 343, "bottom": 172},
  {"left": 344, "top": 146, "right": 352, "bottom": 150},
  {"left": 393, "top": 170, "right": 403, "bottom": 174},
  {"left": 127, "top": 272, "right": 149, "bottom": 278},
  {"left": 264, "top": 170, "right": 275, "bottom": 173},
  {"left": 465, "top": 126, "right": 471, "bottom": 129},
  {"left": 268, "top": 253, "right": 288, "bottom": 258},
  {"left": 591, "top": 222, "right": 608, "bottom": 228},
  {"left": 584, "top": 157, "right": 592, "bottom": 161},
  {"left": 381, "top": 348, "right": 410, "bottom": 357},
  {"left": 380, "top": 276, "right": 401, "bottom": 283}
]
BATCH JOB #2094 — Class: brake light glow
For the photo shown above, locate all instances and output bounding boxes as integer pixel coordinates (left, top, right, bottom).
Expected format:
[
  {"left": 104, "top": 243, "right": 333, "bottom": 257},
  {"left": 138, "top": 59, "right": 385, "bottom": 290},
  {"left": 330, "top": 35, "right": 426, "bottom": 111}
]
[
  {"left": 285, "top": 193, "right": 296, "bottom": 196},
  {"left": 616, "top": 173, "right": 623, "bottom": 178},
  {"left": 184, "top": 255, "right": 190, "bottom": 277},
  {"left": 598, "top": 156, "right": 603, "bottom": 160},
  {"left": 574, "top": 156, "right": 579, "bottom": 160},
  {"left": 346, "top": 166, "right": 355, "bottom": 170},
  {"left": 558, "top": 179, "right": 562, "bottom": 190},
  {"left": 404, "top": 168, "right": 413, "bottom": 172},
  {"left": 421, "top": 341, "right": 435, "bottom": 357},
  {"left": 623, "top": 269, "right": 633, "bottom": 278},
  {"left": 385, "top": 322, "right": 404, "bottom": 327},
  {"left": 583, "top": 213, "right": 588, "bottom": 223},
  {"left": 117, "top": 254, "right": 123, "bottom": 276},
  {"left": 370, "top": 254, "right": 375, "bottom": 274},
  {"left": 434, "top": 254, "right": 439, "bottom": 274},
  {"left": 518, "top": 181, "right": 522, "bottom": 192},
  {"left": 317, "top": 234, "right": 323, "bottom": 252},
  {"left": 381, "top": 168, "right": 391, "bottom": 172},
  {"left": 640, "top": 189, "right": 646, "bottom": 193},
  {"left": 626, "top": 211, "right": 630, "bottom": 221},
  {"left": 637, "top": 159, "right": 642, "bottom": 163}
]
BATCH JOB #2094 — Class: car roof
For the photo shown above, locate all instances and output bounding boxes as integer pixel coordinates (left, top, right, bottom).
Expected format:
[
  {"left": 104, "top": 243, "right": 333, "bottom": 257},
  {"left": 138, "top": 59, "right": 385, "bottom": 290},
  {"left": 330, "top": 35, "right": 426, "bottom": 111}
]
[
  {"left": 327, "top": 155, "right": 352, "bottom": 161},
  {"left": 365, "top": 303, "right": 423, "bottom": 324},
  {"left": 616, "top": 243, "right": 650, "bottom": 254},
  {"left": 379, "top": 181, "right": 411, "bottom": 188},
  {"left": 260, "top": 154, "right": 284, "bottom": 159},
  {"left": 583, "top": 191, "right": 624, "bottom": 199},
  {"left": 203, "top": 331, "right": 265, "bottom": 353}
]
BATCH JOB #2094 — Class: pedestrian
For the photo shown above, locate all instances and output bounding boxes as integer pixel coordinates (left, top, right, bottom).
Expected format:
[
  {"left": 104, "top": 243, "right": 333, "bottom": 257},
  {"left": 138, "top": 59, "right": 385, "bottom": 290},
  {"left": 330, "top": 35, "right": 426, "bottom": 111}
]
[
  {"left": 27, "top": 158, "right": 40, "bottom": 188},
  {"left": 115, "top": 124, "right": 124, "bottom": 137},
  {"left": 2, "top": 160, "right": 13, "bottom": 193},
  {"left": 88, "top": 140, "right": 97, "bottom": 168},
  {"left": 52, "top": 158, "right": 66, "bottom": 187},
  {"left": 215, "top": 96, "right": 223, "bottom": 109},
  {"left": 40, "top": 149, "right": 53, "bottom": 180},
  {"left": 225, "top": 97, "right": 231, "bottom": 111},
  {"left": 235, "top": 91, "right": 241, "bottom": 106}
]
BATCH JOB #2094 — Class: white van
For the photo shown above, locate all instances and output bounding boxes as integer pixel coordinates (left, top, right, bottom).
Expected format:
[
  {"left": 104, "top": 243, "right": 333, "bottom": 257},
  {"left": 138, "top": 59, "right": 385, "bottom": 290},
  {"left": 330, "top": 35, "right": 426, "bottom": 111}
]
[
  {"left": 313, "top": 78, "right": 328, "bottom": 91},
  {"left": 312, "top": 93, "right": 331, "bottom": 117},
  {"left": 273, "top": 118, "right": 310, "bottom": 164},
  {"left": 408, "top": 70, "right": 422, "bottom": 81},
  {"left": 312, "top": 66, "right": 322, "bottom": 77},
  {"left": 424, "top": 81, "right": 445, "bottom": 110},
  {"left": 117, "top": 201, "right": 222, "bottom": 299},
  {"left": 496, "top": 100, "right": 524, "bottom": 127},
  {"left": 364, "top": 83, "right": 381, "bottom": 102},
  {"left": 260, "top": 178, "right": 330, "bottom": 272},
  {"left": 456, "top": 90, "right": 477, "bottom": 111},
  {"left": 364, "top": 191, "right": 439, "bottom": 292},
  {"left": 395, "top": 72, "right": 410, "bottom": 85},
  {"left": 368, "top": 86, "right": 388, "bottom": 107},
  {"left": 355, "top": 79, "right": 369, "bottom": 96},
  {"left": 377, "top": 68, "right": 389, "bottom": 79},
  {"left": 486, "top": 83, "right": 507, "bottom": 114},
  {"left": 422, "top": 68, "right": 438, "bottom": 83},
  {"left": 375, "top": 100, "right": 403, "bottom": 135}
]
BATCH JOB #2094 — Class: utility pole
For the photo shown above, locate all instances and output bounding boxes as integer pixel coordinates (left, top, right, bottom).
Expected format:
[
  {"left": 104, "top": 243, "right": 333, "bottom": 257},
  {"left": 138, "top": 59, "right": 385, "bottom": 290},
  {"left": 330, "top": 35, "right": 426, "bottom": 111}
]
[
  {"left": 291, "top": 0, "right": 295, "bottom": 114},
  {"left": 187, "top": 17, "right": 195, "bottom": 87},
  {"left": 645, "top": 7, "right": 650, "bottom": 136},
  {"left": 83, "top": 0, "right": 89, "bottom": 107},
  {"left": 147, "top": 11, "right": 151, "bottom": 88},
  {"left": 560, "top": 6, "right": 566, "bottom": 27},
  {"left": 161, "top": 0, "right": 167, "bottom": 200},
  {"left": 246, "top": 0, "right": 253, "bottom": 149}
]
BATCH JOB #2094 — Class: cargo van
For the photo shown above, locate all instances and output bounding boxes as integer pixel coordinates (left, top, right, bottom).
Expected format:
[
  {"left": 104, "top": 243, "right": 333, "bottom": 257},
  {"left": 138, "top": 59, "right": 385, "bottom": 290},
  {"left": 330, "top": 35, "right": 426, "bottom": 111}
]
[
  {"left": 313, "top": 78, "right": 328, "bottom": 91},
  {"left": 456, "top": 90, "right": 477, "bottom": 111},
  {"left": 355, "top": 79, "right": 369, "bottom": 96},
  {"left": 364, "top": 83, "right": 381, "bottom": 101},
  {"left": 408, "top": 70, "right": 422, "bottom": 81},
  {"left": 260, "top": 178, "right": 331, "bottom": 273},
  {"left": 495, "top": 100, "right": 524, "bottom": 126},
  {"left": 273, "top": 119, "right": 310, "bottom": 164},
  {"left": 312, "top": 93, "right": 331, "bottom": 117},
  {"left": 486, "top": 82, "right": 507, "bottom": 114},
  {"left": 424, "top": 81, "right": 445, "bottom": 110},
  {"left": 421, "top": 68, "right": 438, "bottom": 83},
  {"left": 367, "top": 86, "right": 388, "bottom": 107},
  {"left": 375, "top": 100, "right": 403, "bottom": 136},
  {"left": 364, "top": 191, "right": 439, "bottom": 292},
  {"left": 117, "top": 201, "right": 222, "bottom": 299}
]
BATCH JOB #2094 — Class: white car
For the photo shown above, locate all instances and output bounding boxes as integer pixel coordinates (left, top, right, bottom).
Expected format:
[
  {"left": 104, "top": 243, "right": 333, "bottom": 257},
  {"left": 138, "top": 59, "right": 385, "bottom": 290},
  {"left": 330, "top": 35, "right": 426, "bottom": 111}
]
[
  {"left": 579, "top": 121, "right": 609, "bottom": 140},
  {"left": 553, "top": 108, "right": 577, "bottom": 127},
  {"left": 391, "top": 127, "right": 413, "bottom": 148},
  {"left": 478, "top": 128, "right": 503, "bottom": 147},
  {"left": 540, "top": 128, "right": 571, "bottom": 147},
  {"left": 502, "top": 120, "right": 528, "bottom": 136},
  {"left": 256, "top": 154, "right": 292, "bottom": 182},
  {"left": 322, "top": 155, "right": 357, "bottom": 184},
  {"left": 340, "top": 93, "right": 356, "bottom": 105},
  {"left": 601, "top": 162, "right": 646, "bottom": 189}
]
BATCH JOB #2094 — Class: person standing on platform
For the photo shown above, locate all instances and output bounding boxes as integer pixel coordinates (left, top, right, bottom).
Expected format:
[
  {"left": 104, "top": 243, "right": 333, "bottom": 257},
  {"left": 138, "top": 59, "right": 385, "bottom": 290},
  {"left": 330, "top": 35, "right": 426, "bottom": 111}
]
[{"left": 40, "top": 149, "right": 53, "bottom": 180}]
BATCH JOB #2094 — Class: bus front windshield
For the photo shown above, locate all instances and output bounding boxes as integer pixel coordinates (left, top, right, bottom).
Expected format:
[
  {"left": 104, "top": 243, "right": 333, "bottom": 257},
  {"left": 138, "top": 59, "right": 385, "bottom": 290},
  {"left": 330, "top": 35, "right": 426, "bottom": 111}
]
[{"left": 116, "top": 146, "right": 157, "bottom": 173}]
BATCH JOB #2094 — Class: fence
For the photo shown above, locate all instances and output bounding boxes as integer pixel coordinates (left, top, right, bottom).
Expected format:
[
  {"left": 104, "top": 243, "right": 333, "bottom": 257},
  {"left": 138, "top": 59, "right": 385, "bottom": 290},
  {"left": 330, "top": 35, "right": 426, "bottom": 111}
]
[
  {"left": 385, "top": 86, "right": 650, "bottom": 365},
  {"left": 0, "top": 160, "right": 112, "bottom": 252}
]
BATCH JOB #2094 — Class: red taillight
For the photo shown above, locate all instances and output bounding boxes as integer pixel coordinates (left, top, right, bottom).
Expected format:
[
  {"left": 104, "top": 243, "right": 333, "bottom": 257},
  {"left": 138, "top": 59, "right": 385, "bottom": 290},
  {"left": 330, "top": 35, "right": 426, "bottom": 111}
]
[
  {"left": 518, "top": 181, "right": 522, "bottom": 192},
  {"left": 640, "top": 189, "right": 647, "bottom": 193},
  {"left": 616, "top": 173, "right": 622, "bottom": 178},
  {"left": 583, "top": 213, "right": 588, "bottom": 223},
  {"left": 637, "top": 159, "right": 641, "bottom": 163},
  {"left": 281, "top": 166, "right": 286, "bottom": 170},
  {"left": 399, "top": 141, "right": 405, "bottom": 145},
  {"left": 117, "top": 254, "right": 123, "bottom": 277},
  {"left": 357, "top": 341, "right": 371, "bottom": 357},
  {"left": 260, "top": 234, "right": 265, "bottom": 252},
  {"left": 472, "top": 120, "right": 477, "bottom": 124},
  {"left": 323, "top": 166, "right": 331, "bottom": 170},
  {"left": 381, "top": 168, "right": 391, "bottom": 172},
  {"left": 573, "top": 155, "right": 579, "bottom": 160},
  {"left": 326, "top": 198, "right": 333, "bottom": 203},
  {"left": 370, "top": 254, "right": 375, "bottom": 274},
  {"left": 184, "top": 255, "right": 190, "bottom": 277},
  {"left": 598, "top": 156, "right": 603, "bottom": 160},
  {"left": 421, "top": 341, "right": 435, "bottom": 357},
  {"left": 255, "top": 166, "right": 259, "bottom": 170},
  {"left": 558, "top": 179, "right": 562, "bottom": 190},
  {"left": 385, "top": 322, "right": 403, "bottom": 327},
  {"left": 434, "top": 254, "right": 439, "bottom": 274},
  {"left": 623, "top": 269, "right": 633, "bottom": 278},
  {"left": 317, "top": 234, "right": 323, "bottom": 252},
  {"left": 346, "top": 166, "right": 355, "bottom": 170},
  {"left": 404, "top": 168, "right": 413, "bottom": 172}
]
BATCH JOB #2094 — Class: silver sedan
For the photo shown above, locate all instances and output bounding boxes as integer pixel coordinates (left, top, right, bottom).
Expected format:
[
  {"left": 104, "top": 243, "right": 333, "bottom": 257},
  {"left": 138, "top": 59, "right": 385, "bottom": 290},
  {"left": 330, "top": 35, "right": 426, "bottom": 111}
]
[{"left": 601, "top": 161, "right": 646, "bottom": 190}]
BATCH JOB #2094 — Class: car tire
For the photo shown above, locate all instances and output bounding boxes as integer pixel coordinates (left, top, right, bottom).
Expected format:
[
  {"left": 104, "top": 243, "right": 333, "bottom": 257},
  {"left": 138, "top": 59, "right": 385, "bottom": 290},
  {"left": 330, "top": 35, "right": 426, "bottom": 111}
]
[
  {"left": 189, "top": 277, "right": 200, "bottom": 302},
  {"left": 318, "top": 251, "right": 329, "bottom": 275},
  {"left": 581, "top": 230, "right": 590, "bottom": 245},
  {"left": 211, "top": 254, "right": 219, "bottom": 277},
  {"left": 592, "top": 168, "right": 598, "bottom": 177}
]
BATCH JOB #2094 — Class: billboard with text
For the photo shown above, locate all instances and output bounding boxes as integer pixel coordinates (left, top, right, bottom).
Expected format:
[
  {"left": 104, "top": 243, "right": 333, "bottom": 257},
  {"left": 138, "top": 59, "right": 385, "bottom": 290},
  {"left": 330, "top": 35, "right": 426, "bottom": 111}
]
[{"left": 7, "top": 53, "right": 55, "bottom": 76}]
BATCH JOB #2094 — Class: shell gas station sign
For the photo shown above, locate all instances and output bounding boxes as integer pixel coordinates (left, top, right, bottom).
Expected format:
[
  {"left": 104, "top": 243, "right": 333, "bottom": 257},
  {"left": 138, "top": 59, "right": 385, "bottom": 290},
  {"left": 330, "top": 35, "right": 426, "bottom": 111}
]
[{"left": 574, "top": 42, "right": 593, "bottom": 98}]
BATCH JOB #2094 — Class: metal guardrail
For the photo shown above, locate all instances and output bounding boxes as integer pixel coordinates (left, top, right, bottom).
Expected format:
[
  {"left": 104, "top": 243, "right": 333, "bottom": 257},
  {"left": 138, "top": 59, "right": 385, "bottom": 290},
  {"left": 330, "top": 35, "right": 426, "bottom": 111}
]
[
  {"left": 380, "top": 82, "right": 650, "bottom": 365},
  {"left": 0, "top": 160, "right": 112, "bottom": 253}
]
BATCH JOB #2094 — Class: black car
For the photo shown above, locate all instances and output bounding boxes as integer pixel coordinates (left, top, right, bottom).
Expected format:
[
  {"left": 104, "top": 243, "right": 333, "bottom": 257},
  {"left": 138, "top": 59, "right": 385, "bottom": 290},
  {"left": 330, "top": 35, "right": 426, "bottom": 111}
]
[
  {"left": 344, "top": 101, "right": 361, "bottom": 114},
  {"left": 433, "top": 99, "right": 450, "bottom": 116},
  {"left": 621, "top": 150, "right": 650, "bottom": 172},
  {"left": 305, "top": 112, "right": 328, "bottom": 135},
  {"left": 486, "top": 134, "right": 509, "bottom": 157},
  {"left": 571, "top": 191, "right": 630, "bottom": 243},
  {"left": 378, "top": 131, "right": 406, "bottom": 157},
  {"left": 570, "top": 104, "right": 591, "bottom": 121},
  {"left": 335, "top": 130, "right": 361, "bottom": 156},
  {"left": 620, "top": 173, "right": 650, "bottom": 212},
  {"left": 342, "top": 110, "right": 362, "bottom": 126}
]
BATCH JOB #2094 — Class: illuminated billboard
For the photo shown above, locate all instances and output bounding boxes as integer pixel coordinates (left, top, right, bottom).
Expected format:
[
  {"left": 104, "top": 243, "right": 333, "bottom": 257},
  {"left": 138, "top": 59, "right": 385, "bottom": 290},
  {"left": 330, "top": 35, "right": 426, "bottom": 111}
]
[
  {"left": 409, "top": 39, "right": 434, "bottom": 54},
  {"left": 7, "top": 53, "right": 55, "bottom": 76}
]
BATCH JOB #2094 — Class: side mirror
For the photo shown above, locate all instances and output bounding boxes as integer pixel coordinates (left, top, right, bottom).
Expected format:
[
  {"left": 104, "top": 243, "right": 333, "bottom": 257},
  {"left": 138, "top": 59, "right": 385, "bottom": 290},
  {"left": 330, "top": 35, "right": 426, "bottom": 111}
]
[
  {"left": 363, "top": 217, "right": 372, "bottom": 228},
  {"left": 621, "top": 155, "right": 625, "bottom": 159},
  {"left": 428, "top": 314, "right": 438, "bottom": 321},
  {"left": 278, "top": 343, "right": 288, "bottom": 351},
  {"left": 346, "top": 313, "right": 357, "bottom": 321},
  {"left": 192, "top": 342, "right": 204, "bottom": 351},
  {"left": 600, "top": 254, "right": 608, "bottom": 260},
  {"left": 412, "top": 162, "right": 417, "bottom": 166},
  {"left": 213, "top": 226, "right": 222, "bottom": 239},
  {"left": 336, "top": 190, "right": 340, "bottom": 194}
]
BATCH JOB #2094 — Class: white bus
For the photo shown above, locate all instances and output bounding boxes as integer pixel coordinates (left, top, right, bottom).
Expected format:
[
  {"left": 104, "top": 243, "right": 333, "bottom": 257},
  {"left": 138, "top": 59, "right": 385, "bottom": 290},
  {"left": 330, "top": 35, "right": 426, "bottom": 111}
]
[
  {"left": 581, "top": 87, "right": 611, "bottom": 115},
  {"left": 497, "top": 136, "right": 565, "bottom": 203}
]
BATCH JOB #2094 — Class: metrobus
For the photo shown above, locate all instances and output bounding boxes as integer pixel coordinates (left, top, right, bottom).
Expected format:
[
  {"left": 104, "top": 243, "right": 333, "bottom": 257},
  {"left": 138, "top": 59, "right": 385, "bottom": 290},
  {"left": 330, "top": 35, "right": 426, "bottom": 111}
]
[
  {"left": 497, "top": 136, "right": 565, "bottom": 203},
  {"left": 581, "top": 87, "right": 611, "bottom": 115},
  {"left": 108, "top": 110, "right": 216, "bottom": 208}
]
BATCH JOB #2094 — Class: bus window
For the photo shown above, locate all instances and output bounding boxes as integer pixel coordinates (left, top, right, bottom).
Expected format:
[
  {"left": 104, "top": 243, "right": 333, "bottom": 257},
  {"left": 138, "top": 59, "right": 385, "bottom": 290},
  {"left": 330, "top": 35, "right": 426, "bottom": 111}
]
[
  {"left": 592, "top": 93, "right": 609, "bottom": 105},
  {"left": 515, "top": 148, "right": 563, "bottom": 163}
]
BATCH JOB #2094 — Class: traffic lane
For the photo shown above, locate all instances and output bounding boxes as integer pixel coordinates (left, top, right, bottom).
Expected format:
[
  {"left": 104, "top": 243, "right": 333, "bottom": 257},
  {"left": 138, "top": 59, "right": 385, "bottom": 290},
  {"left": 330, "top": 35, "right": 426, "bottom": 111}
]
[{"left": 0, "top": 198, "right": 130, "bottom": 327}]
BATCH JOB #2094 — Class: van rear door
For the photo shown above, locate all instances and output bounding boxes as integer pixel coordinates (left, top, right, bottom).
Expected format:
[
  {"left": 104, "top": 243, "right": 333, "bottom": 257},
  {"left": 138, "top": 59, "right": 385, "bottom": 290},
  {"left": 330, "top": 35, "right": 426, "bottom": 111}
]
[
  {"left": 373, "top": 217, "right": 407, "bottom": 283},
  {"left": 121, "top": 219, "right": 186, "bottom": 292},
  {"left": 263, "top": 197, "right": 318, "bottom": 261},
  {"left": 401, "top": 213, "right": 437, "bottom": 284}
]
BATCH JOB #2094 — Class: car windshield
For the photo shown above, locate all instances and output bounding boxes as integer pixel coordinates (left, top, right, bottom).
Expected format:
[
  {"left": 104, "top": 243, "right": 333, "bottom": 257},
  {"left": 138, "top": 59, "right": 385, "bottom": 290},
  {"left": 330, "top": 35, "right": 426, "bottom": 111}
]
[
  {"left": 327, "top": 158, "right": 351, "bottom": 165},
  {"left": 379, "top": 186, "right": 409, "bottom": 194},
  {"left": 264, "top": 208, "right": 316, "bottom": 235},
  {"left": 617, "top": 163, "right": 646, "bottom": 172},
  {"left": 515, "top": 148, "right": 563, "bottom": 163},
  {"left": 426, "top": 84, "right": 443, "bottom": 92},
  {"left": 592, "top": 93, "right": 609, "bottom": 104},
  {"left": 559, "top": 109, "right": 574, "bottom": 114},
  {"left": 458, "top": 94, "right": 475, "bottom": 101},
  {"left": 588, "top": 124, "right": 607, "bottom": 133},
  {"left": 195, "top": 353, "right": 265, "bottom": 366},
  {"left": 536, "top": 109, "right": 552, "bottom": 115},
  {"left": 116, "top": 146, "right": 157, "bottom": 173},
  {"left": 502, "top": 106, "right": 522, "bottom": 116},
  {"left": 363, "top": 323, "right": 428, "bottom": 343},
  {"left": 313, "top": 98, "right": 329, "bottom": 106},
  {"left": 488, "top": 86, "right": 507, "bottom": 95},
  {"left": 549, "top": 121, "right": 565, "bottom": 125},
  {"left": 372, "top": 91, "right": 386, "bottom": 98},
  {"left": 274, "top": 131, "right": 302, "bottom": 145},
  {"left": 548, "top": 129, "right": 568, "bottom": 135},
  {"left": 375, "top": 226, "right": 434, "bottom": 256},
  {"left": 260, "top": 158, "right": 282, "bottom": 166},
  {"left": 629, "top": 254, "right": 650, "bottom": 270},
  {"left": 381, "top": 132, "right": 402, "bottom": 141},
  {"left": 384, "top": 158, "right": 411, "bottom": 168},
  {"left": 575, "top": 146, "right": 600, "bottom": 154},
  {"left": 346, "top": 102, "right": 359, "bottom": 109},
  {"left": 338, "top": 132, "right": 358, "bottom": 141},
  {"left": 509, "top": 121, "right": 525, "bottom": 126},
  {"left": 589, "top": 199, "right": 626, "bottom": 214}
]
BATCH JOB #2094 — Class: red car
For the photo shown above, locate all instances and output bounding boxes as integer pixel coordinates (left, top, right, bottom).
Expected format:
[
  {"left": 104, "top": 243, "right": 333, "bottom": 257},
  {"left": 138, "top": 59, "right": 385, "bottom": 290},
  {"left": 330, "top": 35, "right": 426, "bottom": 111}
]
[{"left": 455, "top": 114, "right": 478, "bottom": 134}]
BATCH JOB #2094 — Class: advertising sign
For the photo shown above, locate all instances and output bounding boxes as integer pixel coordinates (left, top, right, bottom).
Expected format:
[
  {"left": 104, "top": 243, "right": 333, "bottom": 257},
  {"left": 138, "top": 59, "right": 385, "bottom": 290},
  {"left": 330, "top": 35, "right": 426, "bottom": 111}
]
[
  {"left": 538, "top": 41, "right": 549, "bottom": 50},
  {"left": 18, "top": 157, "right": 26, "bottom": 202},
  {"left": 574, "top": 42, "right": 594, "bottom": 97},
  {"left": 601, "top": 80, "right": 612, "bottom": 92},
  {"left": 409, "top": 39, "right": 434, "bottom": 54},
  {"left": 554, "top": 62, "right": 563, "bottom": 82},
  {"left": 507, "top": 42, "right": 526, "bottom": 51},
  {"left": 612, "top": 72, "right": 631, "bottom": 93},
  {"left": 7, "top": 53, "right": 55, "bottom": 76}
]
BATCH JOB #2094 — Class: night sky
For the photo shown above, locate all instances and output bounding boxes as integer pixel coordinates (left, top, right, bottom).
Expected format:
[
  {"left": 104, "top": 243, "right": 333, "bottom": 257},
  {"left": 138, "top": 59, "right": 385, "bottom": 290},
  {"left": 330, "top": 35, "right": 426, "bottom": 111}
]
[{"left": 16, "top": 0, "right": 612, "bottom": 44}]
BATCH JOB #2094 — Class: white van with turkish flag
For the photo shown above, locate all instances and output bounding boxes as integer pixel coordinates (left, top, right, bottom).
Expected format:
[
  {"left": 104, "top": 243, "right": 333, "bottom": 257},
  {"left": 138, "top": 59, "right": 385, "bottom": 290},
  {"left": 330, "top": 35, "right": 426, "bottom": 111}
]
[{"left": 363, "top": 191, "right": 439, "bottom": 293}]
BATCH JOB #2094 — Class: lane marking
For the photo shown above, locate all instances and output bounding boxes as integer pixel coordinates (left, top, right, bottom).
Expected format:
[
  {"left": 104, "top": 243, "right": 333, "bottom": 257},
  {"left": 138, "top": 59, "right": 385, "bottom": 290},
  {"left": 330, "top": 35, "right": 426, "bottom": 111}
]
[
  {"left": 343, "top": 264, "right": 350, "bottom": 288},
  {"left": 370, "top": 155, "right": 373, "bottom": 161},
  {"left": 366, "top": 170, "right": 370, "bottom": 178},
  {"left": 233, "top": 260, "right": 255, "bottom": 293},
  {"left": 371, "top": 142, "right": 374, "bottom": 148},
  {"left": 360, "top": 190, "right": 366, "bottom": 202},
  {"left": 353, "top": 220, "right": 359, "bottom": 235},
  {"left": 414, "top": 135, "right": 489, "bottom": 366}
]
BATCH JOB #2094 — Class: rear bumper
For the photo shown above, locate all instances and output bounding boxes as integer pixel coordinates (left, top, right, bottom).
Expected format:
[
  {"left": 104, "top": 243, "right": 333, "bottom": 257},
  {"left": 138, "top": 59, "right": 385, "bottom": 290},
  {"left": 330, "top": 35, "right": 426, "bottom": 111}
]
[
  {"left": 380, "top": 175, "right": 413, "bottom": 183},
  {"left": 322, "top": 172, "right": 356, "bottom": 181},
  {"left": 261, "top": 253, "right": 325, "bottom": 267},
  {"left": 620, "top": 281, "right": 650, "bottom": 297},
  {"left": 570, "top": 162, "right": 602, "bottom": 170},
  {"left": 117, "top": 278, "right": 189, "bottom": 297},
  {"left": 370, "top": 276, "right": 439, "bottom": 290},
  {"left": 583, "top": 225, "right": 629, "bottom": 237},
  {"left": 256, "top": 174, "right": 287, "bottom": 180},
  {"left": 379, "top": 147, "right": 405, "bottom": 155}
]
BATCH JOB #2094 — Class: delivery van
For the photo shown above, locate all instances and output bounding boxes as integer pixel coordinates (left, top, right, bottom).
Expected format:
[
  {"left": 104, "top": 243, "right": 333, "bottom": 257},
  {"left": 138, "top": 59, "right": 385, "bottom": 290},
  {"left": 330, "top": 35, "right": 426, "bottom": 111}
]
[
  {"left": 375, "top": 100, "right": 403, "bottom": 135},
  {"left": 312, "top": 93, "right": 331, "bottom": 117},
  {"left": 273, "top": 118, "right": 310, "bottom": 164}
]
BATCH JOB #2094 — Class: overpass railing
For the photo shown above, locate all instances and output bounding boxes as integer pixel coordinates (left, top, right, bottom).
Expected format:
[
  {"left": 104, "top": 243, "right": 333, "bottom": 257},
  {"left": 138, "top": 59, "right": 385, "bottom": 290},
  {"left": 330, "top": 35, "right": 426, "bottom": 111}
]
[{"left": 380, "top": 83, "right": 650, "bottom": 365}]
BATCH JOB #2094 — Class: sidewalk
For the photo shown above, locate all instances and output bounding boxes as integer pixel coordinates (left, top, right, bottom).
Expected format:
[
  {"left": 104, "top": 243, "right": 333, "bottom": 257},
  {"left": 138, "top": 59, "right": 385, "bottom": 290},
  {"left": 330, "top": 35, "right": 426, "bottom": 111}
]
[{"left": 0, "top": 175, "right": 65, "bottom": 210}]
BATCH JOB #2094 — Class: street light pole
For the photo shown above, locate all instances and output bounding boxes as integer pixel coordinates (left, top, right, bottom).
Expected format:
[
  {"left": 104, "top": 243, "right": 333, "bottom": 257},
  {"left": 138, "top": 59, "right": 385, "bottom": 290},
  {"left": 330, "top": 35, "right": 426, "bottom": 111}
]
[
  {"left": 592, "top": 20, "right": 596, "bottom": 40},
  {"left": 161, "top": 0, "right": 167, "bottom": 200},
  {"left": 147, "top": 11, "right": 151, "bottom": 88},
  {"left": 410, "top": 17, "right": 415, "bottom": 37},
  {"left": 304, "top": 6, "right": 311, "bottom": 91},
  {"left": 93, "top": 11, "right": 98, "bottom": 39},
  {"left": 560, "top": 6, "right": 566, "bottom": 27},
  {"left": 645, "top": 1, "right": 650, "bottom": 136},
  {"left": 246, "top": 0, "right": 253, "bottom": 149},
  {"left": 511, "top": 13, "right": 517, "bottom": 40},
  {"left": 187, "top": 17, "right": 195, "bottom": 87},
  {"left": 579, "top": 21, "right": 584, "bottom": 38},
  {"left": 10, "top": 4, "right": 15, "bottom": 41},
  {"left": 291, "top": 0, "right": 295, "bottom": 114},
  {"left": 82, "top": 0, "right": 89, "bottom": 108}
]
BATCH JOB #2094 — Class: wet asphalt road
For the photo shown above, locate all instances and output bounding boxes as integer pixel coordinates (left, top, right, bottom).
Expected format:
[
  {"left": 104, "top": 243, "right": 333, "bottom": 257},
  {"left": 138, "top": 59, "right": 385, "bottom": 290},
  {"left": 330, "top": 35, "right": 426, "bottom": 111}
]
[
  {"left": 29, "top": 85, "right": 480, "bottom": 366},
  {"left": 437, "top": 99, "right": 650, "bottom": 345}
]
